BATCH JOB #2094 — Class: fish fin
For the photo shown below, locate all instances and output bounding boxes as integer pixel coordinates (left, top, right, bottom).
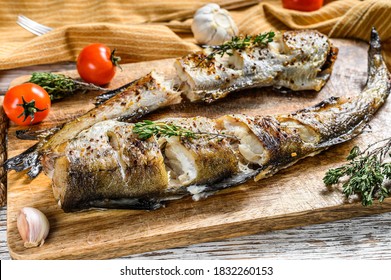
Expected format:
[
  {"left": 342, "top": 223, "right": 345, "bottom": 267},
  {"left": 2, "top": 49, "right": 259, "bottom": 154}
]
[
  {"left": 16, "top": 125, "right": 63, "bottom": 140},
  {"left": 187, "top": 168, "right": 261, "bottom": 200},
  {"left": 4, "top": 143, "right": 42, "bottom": 178},
  {"left": 94, "top": 79, "right": 138, "bottom": 106}
]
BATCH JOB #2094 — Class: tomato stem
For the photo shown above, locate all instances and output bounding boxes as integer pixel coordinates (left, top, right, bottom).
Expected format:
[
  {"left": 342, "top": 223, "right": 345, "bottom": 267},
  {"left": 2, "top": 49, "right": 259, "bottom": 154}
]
[
  {"left": 110, "top": 49, "right": 122, "bottom": 71},
  {"left": 17, "top": 96, "right": 47, "bottom": 123}
]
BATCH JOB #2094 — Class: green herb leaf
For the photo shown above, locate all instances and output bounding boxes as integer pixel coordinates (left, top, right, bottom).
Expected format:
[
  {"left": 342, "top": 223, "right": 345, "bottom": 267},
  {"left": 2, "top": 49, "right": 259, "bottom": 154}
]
[
  {"left": 347, "top": 146, "right": 360, "bottom": 160},
  {"left": 198, "top": 31, "right": 275, "bottom": 66},
  {"left": 28, "top": 72, "right": 108, "bottom": 101},
  {"left": 132, "top": 120, "right": 238, "bottom": 141},
  {"left": 323, "top": 137, "right": 391, "bottom": 206},
  {"left": 133, "top": 120, "right": 197, "bottom": 140}
]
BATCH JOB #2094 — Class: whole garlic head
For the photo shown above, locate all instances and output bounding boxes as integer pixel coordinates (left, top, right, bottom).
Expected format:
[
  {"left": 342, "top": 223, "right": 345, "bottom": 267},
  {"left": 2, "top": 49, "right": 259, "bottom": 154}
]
[
  {"left": 191, "top": 3, "right": 238, "bottom": 45},
  {"left": 17, "top": 207, "right": 50, "bottom": 248}
]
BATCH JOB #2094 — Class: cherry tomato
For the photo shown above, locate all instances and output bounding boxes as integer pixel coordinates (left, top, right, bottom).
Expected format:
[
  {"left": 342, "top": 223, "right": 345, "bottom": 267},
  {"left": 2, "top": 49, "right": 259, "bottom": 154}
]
[
  {"left": 282, "top": 0, "right": 323, "bottom": 12},
  {"left": 3, "top": 83, "right": 51, "bottom": 126},
  {"left": 76, "top": 43, "right": 121, "bottom": 86}
]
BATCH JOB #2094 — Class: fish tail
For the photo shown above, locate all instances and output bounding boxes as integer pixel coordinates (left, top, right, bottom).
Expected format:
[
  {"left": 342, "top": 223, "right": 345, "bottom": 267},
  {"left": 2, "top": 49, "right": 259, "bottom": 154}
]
[
  {"left": 94, "top": 78, "right": 138, "bottom": 106},
  {"left": 369, "top": 27, "right": 381, "bottom": 62},
  {"left": 368, "top": 27, "right": 390, "bottom": 84},
  {"left": 4, "top": 143, "right": 42, "bottom": 178}
]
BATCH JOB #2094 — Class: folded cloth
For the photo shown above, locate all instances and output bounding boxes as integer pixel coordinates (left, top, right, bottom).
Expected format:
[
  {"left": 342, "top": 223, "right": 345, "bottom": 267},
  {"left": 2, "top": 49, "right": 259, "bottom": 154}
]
[{"left": 0, "top": 0, "right": 390, "bottom": 71}]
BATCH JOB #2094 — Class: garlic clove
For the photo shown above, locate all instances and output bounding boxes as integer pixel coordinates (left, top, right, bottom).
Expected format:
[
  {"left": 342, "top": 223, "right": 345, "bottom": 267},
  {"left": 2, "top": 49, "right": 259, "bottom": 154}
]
[
  {"left": 193, "top": 23, "right": 215, "bottom": 45},
  {"left": 17, "top": 207, "right": 50, "bottom": 248},
  {"left": 191, "top": 3, "right": 239, "bottom": 45},
  {"left": 212, "top": 27, "right": 230, "bottom": 45}
]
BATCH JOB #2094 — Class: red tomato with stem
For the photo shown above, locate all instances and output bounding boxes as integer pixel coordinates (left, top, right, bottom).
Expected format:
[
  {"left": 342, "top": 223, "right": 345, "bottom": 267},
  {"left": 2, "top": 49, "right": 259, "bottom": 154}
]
[
  {"left": 282, "top": 0, "right": 324, "bottom": 12},
  {"left": 76, "top": 43, "right": 121, "bottom": 86},
  {"left": 3, "top": 83, "right": 51, "bottom": 126}
]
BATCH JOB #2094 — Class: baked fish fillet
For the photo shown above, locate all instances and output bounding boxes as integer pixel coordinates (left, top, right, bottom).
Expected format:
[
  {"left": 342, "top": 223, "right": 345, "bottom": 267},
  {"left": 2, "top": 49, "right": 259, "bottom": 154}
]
[
  {"left": 176, "top": 30, "right": 338, "bottom": 102},
  {"left": 49, "top": 28, "right": 390, "bottom": 212}
]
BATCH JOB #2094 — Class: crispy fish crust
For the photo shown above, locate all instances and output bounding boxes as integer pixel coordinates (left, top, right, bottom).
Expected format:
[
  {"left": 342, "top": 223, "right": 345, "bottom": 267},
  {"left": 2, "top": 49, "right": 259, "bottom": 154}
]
[{"left": 50, "top": 29, "right": 389, "bottom": 212}]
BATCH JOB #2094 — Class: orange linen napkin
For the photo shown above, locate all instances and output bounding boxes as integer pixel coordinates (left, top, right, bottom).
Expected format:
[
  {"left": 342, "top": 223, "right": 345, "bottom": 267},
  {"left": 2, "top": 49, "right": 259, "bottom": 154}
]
[{"left": 0, "top": 0, "right": 390, "bottom": 71}]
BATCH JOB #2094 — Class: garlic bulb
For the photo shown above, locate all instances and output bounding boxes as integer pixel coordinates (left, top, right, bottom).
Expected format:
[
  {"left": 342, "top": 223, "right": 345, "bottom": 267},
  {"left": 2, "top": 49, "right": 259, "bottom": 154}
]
[
  {"left": 17, "top": 207, "right": 50, "bottom": 248},
  {"left": 191, "top": 3, "right": 238, "bottom": 45}
]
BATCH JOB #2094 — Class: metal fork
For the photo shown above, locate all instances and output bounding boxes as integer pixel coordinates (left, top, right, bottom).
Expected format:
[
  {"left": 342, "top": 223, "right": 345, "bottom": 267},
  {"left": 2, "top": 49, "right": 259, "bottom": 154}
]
[{"left": 16, "top": 15, "right": 53, "bottom": 36}]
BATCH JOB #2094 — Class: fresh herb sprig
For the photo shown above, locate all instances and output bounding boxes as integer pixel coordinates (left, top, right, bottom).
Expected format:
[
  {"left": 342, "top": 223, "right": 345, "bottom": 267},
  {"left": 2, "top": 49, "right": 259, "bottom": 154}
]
[
  {"left": 133, "top": 120, "right": 237, "bottom": 141},
  {"left": 28, "top": 72, "right": 108, "bottom": 101},
  {"left": 323, "top": 137, "right": 391, "bottom": 206},
  {"left": 199, "top": 31, "right": 275, "bottom": 66},
  {"left": 133, "top": 120, "right": 196, "bottom": 140}
]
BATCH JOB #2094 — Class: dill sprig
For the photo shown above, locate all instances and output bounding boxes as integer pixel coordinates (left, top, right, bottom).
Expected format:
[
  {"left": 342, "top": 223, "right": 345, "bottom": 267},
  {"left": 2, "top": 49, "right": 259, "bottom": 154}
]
[
  {"left": 323, "top": 137, "right": 391, "bottom": 206},
  {"left": 28, "top": 72, "right": 108, "bottom": 101},
  {"left": 199, "top": 31, "right": 275, "bottom": 66},
  {"left": 133, "top": 120, "right": 237, "bottom": 141}
]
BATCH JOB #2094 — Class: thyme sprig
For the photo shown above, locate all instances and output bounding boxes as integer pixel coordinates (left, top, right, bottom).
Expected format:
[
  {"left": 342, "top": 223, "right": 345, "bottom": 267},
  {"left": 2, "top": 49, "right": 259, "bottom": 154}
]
[
  {"left": 198, "top": 31, "right": 275, "bottom": 66},
  {"left": 323, "top": 137, "right": 391, "bottom": 206},
  {"left": 134, "top": 120, "right": 196, "bottom": 140},
  {"left": 133, "top": 120, "right": 236, "bottom": 141},
  {"left": 28, "top": 72, "right": 109, "bottom": 101}
]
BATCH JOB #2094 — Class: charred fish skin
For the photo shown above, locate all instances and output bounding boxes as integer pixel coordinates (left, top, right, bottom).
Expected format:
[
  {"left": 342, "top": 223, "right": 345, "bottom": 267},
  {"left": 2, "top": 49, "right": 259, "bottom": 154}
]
[
  {"left": 51, "top": 120, "right": 169, "bottom": 211},
  {"left": 175, "top": 30, "right": 338, "bottom": 102}
]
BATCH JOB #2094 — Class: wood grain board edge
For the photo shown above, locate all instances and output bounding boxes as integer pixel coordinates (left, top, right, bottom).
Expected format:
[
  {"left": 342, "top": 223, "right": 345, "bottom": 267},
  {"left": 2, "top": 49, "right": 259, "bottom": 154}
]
[{"left": 8, "top": 200, "right": 391, "bottom": 260}]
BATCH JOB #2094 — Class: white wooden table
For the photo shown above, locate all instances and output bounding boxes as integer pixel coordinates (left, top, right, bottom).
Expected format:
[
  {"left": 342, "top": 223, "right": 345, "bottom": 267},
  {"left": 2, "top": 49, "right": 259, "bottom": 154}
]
[{"left": 1, "top": 63, "right": 391, "bottom": 260}]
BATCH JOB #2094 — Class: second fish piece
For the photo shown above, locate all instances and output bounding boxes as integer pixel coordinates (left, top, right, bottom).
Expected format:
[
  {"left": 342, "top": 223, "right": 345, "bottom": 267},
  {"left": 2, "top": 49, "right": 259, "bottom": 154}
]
[{"left": 175, "top": 30, "right": 338, "bottom": 102}]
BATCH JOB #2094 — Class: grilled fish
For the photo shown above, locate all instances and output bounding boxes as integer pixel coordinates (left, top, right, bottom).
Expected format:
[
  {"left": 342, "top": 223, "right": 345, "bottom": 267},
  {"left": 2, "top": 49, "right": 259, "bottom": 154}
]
[
  {"left": 176, "top": 30, "right": 338, "bottom": 102},
  {"left": 5, "top": 29, "right": 337, "bottom": 179},
  {"left": 48, "top": 28, "right": 389, "bottom": 212}
]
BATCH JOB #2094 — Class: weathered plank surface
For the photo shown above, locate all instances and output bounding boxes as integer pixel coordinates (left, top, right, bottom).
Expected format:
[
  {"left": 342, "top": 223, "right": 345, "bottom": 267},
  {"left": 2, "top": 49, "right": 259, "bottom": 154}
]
[
  {"left": 1, "top": 206, "right": 391, "bottom": 260},
  {"left": 2, "top": 38, "right": 391, "bottom": 259}
]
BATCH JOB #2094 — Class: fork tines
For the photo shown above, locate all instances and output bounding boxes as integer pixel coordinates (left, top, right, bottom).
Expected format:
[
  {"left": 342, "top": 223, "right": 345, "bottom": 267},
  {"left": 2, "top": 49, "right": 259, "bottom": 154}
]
[{"left": 17, "top": 15, "right": 53, "bottom": 36}]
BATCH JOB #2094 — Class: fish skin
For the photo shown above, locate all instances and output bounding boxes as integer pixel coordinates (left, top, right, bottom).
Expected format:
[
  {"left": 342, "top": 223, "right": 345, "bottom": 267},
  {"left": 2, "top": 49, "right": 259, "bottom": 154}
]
[
  {"left": 175, "top": 30, "right": 338, "bottom": 102},
  {"left": 52, "top": 120, "right": 169, "bottom": 211},
  {"left": 51, "top": 28, "right": 390, "bottom": 212}
]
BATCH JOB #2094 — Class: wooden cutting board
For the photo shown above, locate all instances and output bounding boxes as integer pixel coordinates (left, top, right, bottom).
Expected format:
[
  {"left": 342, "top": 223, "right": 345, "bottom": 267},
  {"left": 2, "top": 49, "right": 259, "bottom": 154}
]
[{"left": 6, "top": 38, "right": 391, "bottom": 260}]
